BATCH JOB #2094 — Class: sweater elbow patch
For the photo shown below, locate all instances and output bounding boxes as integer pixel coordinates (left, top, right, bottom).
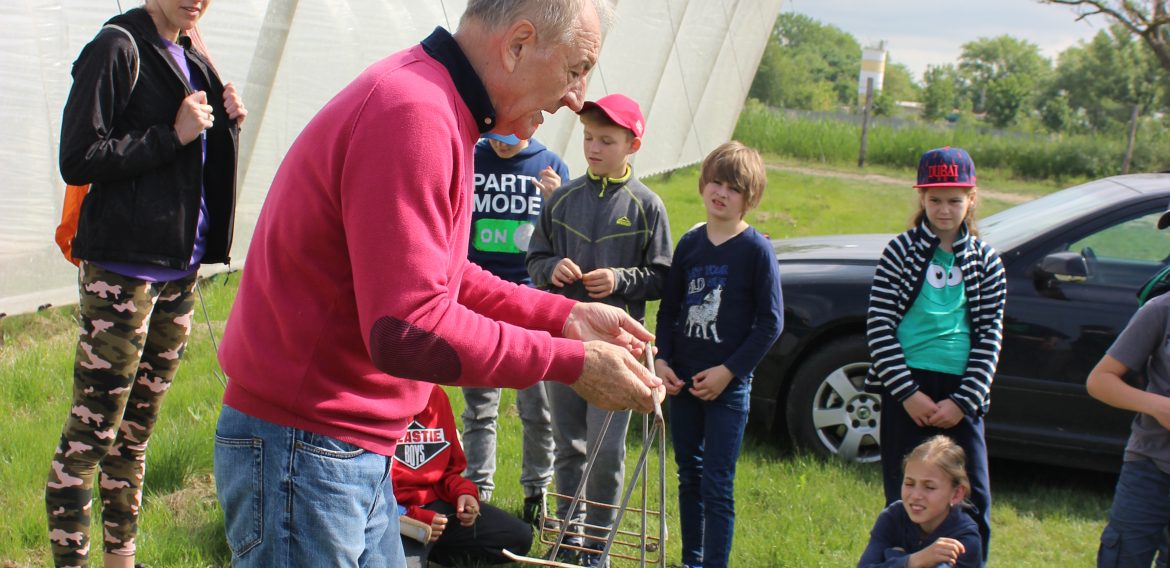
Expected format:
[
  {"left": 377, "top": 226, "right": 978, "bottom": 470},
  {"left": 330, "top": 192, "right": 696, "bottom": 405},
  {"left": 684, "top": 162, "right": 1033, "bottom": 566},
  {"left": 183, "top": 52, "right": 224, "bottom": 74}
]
[{"left": 370, "top": 316, "right": 461, "bottom": 384}]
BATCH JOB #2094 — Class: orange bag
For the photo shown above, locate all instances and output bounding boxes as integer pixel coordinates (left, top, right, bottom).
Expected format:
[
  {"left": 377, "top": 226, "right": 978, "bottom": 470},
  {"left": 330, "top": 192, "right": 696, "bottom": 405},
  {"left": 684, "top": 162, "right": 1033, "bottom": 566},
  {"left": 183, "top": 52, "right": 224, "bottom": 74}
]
[
  {"left": 55, "top": 184, "right": 90, "bottom": 266},
  {"left": 55, "top": 23, "right": 142, "bottom": 267}
]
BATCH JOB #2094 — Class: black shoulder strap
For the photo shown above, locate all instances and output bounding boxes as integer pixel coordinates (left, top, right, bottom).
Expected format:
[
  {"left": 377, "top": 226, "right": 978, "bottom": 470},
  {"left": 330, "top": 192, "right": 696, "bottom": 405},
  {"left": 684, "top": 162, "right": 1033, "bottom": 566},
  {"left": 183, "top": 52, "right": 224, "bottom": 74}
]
[{"left": 102, "top": 23, "right": 139, "bottom": 92}]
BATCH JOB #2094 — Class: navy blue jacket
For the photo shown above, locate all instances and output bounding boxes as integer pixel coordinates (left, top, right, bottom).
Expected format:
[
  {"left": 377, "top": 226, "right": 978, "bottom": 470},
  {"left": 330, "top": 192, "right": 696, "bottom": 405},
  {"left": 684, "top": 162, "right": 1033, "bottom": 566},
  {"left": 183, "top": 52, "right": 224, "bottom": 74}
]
[{"left": 857, "top": 501, "right": 982, "bottom": 568}]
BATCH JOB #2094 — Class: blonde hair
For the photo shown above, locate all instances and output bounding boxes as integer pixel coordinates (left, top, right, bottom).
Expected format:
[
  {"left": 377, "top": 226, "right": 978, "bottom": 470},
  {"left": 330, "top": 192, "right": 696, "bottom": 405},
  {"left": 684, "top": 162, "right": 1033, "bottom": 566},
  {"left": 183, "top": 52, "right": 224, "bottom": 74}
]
[
  {"left": 699, "top": 141, "right": 767, "bottom": 211},
  {"left": 911, "top": 186, "right": 980, "bottom": 237},
  {"left": 459, "top": 0, "right": 614, "bottom": 44},
  {"left": 904, "top": 435, "right": 971, "bottom": 497}
]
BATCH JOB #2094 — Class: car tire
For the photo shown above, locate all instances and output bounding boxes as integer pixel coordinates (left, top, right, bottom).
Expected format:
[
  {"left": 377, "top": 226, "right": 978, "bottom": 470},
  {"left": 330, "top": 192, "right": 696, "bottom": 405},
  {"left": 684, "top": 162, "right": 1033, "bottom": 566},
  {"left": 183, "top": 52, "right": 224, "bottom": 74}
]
[{"left": 785, "top": 335, "right": 881, "bottom": 464}]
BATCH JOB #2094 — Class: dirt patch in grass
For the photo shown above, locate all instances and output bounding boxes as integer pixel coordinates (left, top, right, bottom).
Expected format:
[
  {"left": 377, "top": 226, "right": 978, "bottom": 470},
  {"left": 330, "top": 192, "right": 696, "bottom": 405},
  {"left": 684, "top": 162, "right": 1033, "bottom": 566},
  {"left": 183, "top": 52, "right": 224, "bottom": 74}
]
[
  {"left": 767, "top": 163, "right": 1033, "bottom": 205},
  {"left": 0, "top": 307, "right": 78, "bottom": 351},
  {"left": 156, "top": 472, "right": 219, "bottom": 524},
  {"left": 752, "top": 209, "right": 798, "bottom": 228}
]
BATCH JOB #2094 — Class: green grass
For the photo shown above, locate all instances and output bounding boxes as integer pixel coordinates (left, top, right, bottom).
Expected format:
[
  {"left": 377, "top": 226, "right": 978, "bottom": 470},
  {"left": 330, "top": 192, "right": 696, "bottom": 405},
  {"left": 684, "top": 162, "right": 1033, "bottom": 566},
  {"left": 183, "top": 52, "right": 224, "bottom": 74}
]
[
  {"left": 734, "top": 99, "right": 1170, "bottom": 183},
  {"left": 653, "top": 161, "right": 1023, "bottom": 246},
  {"left": 0, "top": 164, "right": 1101, "bottom": 566}
]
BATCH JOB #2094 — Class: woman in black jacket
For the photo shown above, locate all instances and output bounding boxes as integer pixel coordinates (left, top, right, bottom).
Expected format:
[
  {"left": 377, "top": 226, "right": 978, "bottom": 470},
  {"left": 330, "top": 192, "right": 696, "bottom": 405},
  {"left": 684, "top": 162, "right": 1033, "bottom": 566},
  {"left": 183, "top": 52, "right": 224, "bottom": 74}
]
[{"left": 46, "top": 1, "right": 242, "bottom": 566}]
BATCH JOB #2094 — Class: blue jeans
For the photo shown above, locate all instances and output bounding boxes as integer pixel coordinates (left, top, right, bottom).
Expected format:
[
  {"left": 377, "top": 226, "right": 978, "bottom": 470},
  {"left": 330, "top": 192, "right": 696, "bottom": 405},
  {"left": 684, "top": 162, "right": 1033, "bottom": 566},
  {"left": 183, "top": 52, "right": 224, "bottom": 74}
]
[
  {"left": 214, "top": 405, "right": 404, "bottom": 567},
  {"left": 668, "top": 375, "right": 751, "bottom": 568},
  {"left": 1098, "top": 458, "right": 1170, "bottom": 567}
]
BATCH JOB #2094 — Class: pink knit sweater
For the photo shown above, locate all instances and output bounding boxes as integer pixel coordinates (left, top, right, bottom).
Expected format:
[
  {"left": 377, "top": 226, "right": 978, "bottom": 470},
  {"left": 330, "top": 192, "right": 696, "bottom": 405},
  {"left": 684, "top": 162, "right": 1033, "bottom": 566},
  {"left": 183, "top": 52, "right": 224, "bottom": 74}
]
[{"left": 219, "top": 43, "right": 584, "bottom": 456}]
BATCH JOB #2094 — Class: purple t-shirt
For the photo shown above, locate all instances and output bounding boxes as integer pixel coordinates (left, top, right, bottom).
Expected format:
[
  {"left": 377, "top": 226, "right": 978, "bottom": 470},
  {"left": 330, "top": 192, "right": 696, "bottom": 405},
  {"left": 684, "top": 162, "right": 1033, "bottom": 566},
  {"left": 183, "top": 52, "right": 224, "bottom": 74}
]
[{"left": 98, "top": 36, "right": 209, "bottom": 282}]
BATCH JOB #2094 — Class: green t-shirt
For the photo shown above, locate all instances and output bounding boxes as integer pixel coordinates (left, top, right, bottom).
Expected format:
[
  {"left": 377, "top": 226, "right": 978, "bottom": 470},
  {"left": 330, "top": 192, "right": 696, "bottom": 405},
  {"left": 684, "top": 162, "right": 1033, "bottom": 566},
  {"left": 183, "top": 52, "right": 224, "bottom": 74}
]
[{"left": 897, "top": 248, "right": 971, "bottom": 376}]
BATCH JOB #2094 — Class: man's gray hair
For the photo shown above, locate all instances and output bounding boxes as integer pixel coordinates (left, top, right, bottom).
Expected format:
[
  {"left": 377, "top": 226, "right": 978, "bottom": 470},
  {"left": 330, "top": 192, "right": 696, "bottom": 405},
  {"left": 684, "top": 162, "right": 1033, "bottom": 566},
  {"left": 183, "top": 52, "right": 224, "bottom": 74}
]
[{"left": 459, "top": 0, "right": 614, "bottom": 44}]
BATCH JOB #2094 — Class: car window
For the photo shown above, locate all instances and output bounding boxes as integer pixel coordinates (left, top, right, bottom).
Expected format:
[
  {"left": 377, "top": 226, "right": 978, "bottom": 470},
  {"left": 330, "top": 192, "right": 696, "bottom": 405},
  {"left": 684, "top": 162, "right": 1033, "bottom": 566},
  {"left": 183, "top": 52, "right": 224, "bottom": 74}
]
[
  {"left": 1062, "top": 211, "right": 1170, "bottom": 288},
  {"left": 1071, "top": 212, "right": 1170, "bottom": 262}
]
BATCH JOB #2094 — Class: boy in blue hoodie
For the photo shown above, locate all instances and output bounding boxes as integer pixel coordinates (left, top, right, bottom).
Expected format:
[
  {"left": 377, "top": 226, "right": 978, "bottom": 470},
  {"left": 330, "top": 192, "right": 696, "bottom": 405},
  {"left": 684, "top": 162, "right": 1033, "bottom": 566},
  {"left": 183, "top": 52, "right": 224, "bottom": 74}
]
[{"left": 463, "top": 132, "right": 569, "bottom": 522}]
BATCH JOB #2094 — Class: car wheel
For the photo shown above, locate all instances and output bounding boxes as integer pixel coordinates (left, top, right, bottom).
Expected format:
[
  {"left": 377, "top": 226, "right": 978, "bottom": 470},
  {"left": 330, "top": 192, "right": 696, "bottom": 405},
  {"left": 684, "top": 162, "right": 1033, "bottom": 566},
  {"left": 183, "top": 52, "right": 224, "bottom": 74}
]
[{"left": 785, "top": 336, "right": 881, "bottom": 464}]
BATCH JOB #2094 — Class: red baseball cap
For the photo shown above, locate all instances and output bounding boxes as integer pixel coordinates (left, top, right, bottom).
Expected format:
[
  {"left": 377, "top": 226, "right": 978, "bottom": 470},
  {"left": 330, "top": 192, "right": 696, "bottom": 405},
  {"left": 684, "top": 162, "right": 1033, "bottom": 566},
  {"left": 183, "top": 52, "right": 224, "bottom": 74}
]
[{"left": 579, "top": 94, "right": 645, "bottom": 138}]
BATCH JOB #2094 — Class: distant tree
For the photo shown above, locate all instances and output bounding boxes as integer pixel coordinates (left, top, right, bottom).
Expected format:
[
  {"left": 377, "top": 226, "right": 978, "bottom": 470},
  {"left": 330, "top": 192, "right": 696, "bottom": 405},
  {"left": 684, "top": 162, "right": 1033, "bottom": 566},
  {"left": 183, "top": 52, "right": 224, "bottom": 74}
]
[
  {"left": 1039, "top": 91, "right": 1074, "bottom": 133},
  {"left": 1043, "top": 1, "right": 1170, "bottom": 74},
  {"left": 772, "top": 13, "right": 862, "bottom": 105},
  {"left": 749, "top": 37, "right": 784, "bottom": 105},
  {"left": 921, "top": 64, "right": 962, "bottom": 121},
  {"left": 748, "top": 13, "right": 864, "bottom": 110},
  {"left": 1043, "top": 22, "right": 1168, "bottom": 171},
  {"left": 884, "top": 62, "right": 921, "bottom": 102},
  {"left": 958, "top": 35, "right": 1051, "bottom": 124},
  {"left": 1048, "top": 25, "right": 1165, "bottom": 131},
  {"left": 984, "top": 74, "right": 1035, "bottom": 127}
]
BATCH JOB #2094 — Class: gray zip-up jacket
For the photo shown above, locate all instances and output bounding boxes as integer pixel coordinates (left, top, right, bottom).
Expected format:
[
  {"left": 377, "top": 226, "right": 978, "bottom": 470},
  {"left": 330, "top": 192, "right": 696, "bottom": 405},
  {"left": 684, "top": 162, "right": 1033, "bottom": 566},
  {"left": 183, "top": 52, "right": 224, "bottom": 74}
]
[{"left": 526, "top": 169, "right": 672, "bottom": 323}]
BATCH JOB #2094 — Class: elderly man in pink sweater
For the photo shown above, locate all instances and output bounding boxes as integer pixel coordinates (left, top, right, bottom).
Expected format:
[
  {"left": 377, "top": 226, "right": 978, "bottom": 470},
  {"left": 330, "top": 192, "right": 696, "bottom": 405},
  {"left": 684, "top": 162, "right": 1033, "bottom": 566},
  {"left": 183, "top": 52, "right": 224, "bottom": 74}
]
[{"left": 213, "top": 1, "right": 660, "bottom": 566}]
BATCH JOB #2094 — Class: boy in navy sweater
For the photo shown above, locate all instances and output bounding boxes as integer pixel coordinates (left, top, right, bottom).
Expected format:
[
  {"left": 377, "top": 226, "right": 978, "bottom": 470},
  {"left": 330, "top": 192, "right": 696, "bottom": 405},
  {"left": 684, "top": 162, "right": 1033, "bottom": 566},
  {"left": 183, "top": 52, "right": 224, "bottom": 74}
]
[{"left": 655, "top": 141, "right": 783, "bottom": 568}]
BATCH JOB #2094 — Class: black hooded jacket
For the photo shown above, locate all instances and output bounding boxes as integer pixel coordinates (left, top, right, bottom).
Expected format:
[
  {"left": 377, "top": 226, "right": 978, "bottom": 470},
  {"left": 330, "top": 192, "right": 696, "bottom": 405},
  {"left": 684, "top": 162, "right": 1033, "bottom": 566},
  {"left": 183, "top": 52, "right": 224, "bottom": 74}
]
[{"left": 59, "top": 7, "right": 238, "bottom": 269}]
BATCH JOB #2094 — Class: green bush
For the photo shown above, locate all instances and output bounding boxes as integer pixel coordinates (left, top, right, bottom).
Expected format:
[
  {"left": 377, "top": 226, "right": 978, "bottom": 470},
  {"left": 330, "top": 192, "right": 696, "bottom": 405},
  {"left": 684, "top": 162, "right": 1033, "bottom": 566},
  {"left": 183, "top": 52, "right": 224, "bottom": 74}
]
[{"left": 734, "top": 99, "right": 1170, "bottom": 181}]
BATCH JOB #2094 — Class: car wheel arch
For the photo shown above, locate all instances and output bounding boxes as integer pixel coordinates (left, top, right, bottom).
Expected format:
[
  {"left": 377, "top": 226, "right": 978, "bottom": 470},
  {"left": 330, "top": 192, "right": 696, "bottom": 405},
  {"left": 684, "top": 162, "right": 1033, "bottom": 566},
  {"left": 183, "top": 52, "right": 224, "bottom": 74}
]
[{"left": 782, "top": 333, "right": 881, "bottom": 464}]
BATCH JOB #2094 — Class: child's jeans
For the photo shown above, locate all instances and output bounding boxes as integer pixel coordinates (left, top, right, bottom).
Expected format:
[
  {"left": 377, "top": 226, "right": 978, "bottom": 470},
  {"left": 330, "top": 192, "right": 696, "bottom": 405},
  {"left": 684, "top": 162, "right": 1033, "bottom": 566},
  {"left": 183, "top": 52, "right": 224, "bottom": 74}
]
[
  {"left": 669, "top": 374, "right": 752, "bottom": 568},
  {"left": 1098, "top": 458, "right": 1170, "bottom": 567}
]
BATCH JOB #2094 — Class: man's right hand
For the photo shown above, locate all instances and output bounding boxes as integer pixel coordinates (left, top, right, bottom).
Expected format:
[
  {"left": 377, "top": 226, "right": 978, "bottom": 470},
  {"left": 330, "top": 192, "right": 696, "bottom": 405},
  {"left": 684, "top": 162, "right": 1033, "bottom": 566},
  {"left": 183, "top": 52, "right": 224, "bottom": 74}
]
[
  {"left": 572, "top": 341, "right": 663, "bottom": 413},
  {"left": 562, "top": 302, "right": 654, "bottom": 358}
]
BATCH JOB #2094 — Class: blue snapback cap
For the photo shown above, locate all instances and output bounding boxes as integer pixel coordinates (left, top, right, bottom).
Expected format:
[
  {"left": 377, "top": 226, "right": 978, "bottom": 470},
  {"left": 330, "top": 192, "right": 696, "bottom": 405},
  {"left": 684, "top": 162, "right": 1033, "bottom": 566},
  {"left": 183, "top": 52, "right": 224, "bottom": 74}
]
[{"left": 914, "top": 146, "right": 976, "bottom": 189}]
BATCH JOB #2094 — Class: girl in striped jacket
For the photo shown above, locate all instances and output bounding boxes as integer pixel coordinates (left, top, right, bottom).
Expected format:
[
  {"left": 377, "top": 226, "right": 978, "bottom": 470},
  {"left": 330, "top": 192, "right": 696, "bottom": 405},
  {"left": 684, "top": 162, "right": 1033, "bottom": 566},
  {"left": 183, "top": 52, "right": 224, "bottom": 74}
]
[{"left": 864, "top": 147, "right": 1006, "bottom": 566}]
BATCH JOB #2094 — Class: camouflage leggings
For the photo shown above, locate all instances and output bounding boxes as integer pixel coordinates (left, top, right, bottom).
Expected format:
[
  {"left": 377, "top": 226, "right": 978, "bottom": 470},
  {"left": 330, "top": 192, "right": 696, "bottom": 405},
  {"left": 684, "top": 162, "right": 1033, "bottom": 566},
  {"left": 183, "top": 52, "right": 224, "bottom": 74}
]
[{"left": 46, "top": 262, "right": 197, "bottom": 566}]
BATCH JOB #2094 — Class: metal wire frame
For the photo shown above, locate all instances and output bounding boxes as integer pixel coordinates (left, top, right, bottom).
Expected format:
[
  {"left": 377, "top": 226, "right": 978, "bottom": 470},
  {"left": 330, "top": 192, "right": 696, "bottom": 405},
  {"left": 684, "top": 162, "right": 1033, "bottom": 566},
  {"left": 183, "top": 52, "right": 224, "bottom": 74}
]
[{"left": 507, "top": 347, "right": 667, "bottom": 567}]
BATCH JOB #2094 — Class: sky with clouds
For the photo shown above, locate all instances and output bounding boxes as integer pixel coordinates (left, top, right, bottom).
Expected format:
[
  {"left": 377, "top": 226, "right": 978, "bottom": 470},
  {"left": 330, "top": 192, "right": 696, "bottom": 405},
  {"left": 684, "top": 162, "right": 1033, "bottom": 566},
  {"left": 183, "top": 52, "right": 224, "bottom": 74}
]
[{"left": 783, "top": 0, "right": 1111, "bottom": 81}]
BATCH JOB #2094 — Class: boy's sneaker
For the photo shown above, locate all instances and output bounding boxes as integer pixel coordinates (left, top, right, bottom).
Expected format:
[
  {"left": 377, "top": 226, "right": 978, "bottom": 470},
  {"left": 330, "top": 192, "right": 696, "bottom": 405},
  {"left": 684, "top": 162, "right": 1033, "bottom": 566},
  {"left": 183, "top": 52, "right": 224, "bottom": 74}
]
[
  {"left": 522, "top": 490, "right": 545, "bottom": 524},
  {"left": 580, "top": 546, "right": 610, "bottom": 568},
  {"left": 547, "top": 547, "right": 580, "bottom": 565}
]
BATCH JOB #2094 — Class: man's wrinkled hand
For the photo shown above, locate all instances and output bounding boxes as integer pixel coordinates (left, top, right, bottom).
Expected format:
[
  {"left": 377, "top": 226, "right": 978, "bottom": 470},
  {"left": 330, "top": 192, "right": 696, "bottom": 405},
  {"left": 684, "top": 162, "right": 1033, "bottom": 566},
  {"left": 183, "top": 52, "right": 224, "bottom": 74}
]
[
  {"left": 563, "top": 302, "right": 653, "bottom": 357},
  {"left": 571, "top": 341, "right": 662, "bottom": 413}
]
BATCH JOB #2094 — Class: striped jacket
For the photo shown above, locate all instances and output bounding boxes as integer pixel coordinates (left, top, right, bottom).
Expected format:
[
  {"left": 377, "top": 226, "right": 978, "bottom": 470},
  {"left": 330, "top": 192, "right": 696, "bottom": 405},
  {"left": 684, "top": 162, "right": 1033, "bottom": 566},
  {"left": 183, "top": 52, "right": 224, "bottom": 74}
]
[{"left": 864, "top": 220, "right": 1006, "bottom": 416}]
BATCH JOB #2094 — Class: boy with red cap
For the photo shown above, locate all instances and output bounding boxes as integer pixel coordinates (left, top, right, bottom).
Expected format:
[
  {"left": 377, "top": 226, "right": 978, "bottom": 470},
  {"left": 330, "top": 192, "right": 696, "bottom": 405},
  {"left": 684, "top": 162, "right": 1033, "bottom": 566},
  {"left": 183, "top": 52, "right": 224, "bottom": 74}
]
[{"left": 526, "top": 94, "right": 672, "bottom": 566}]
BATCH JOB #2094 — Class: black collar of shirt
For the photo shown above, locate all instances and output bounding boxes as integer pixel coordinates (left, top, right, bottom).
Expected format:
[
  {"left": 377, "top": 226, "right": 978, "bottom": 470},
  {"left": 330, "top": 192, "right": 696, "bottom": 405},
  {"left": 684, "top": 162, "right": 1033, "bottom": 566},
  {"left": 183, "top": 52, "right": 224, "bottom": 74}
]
[{"left": 421, "top": 26, "right": 497, "bottom": 134}]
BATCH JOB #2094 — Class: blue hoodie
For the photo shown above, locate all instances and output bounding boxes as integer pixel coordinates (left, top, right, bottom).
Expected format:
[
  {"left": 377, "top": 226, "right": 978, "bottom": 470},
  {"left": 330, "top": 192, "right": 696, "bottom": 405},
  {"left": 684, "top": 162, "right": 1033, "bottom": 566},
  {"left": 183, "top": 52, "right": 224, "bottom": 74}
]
[{"left": 468, "top": 138, "right": 569, "bottom": 284}]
